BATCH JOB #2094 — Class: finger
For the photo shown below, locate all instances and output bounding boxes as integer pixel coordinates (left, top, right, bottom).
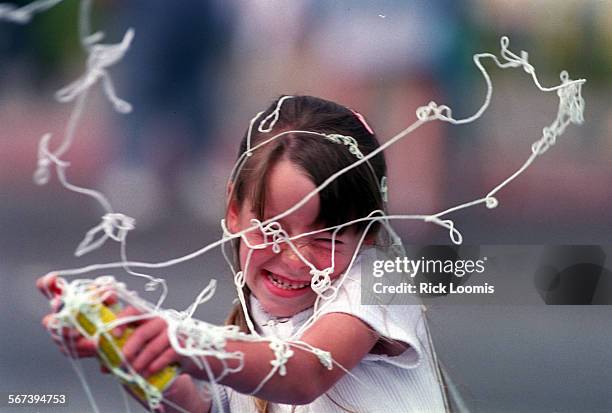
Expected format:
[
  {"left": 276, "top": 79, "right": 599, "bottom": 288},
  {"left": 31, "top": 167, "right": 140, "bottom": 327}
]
[
  {"left": 42, "top": 317, "right": 70, "bottom": 340},
  {"left": 53, "top": 336, "right": 97, "bottom": 358},
  {"left": 50, "top": 297, "right": 64, "bottom": 312},
  {"left": 37, "top": 273, "right": 60, "bottom": 298},
  {"left": 42, "top": 314, "right": 56, "bottom": 330},
  {"left": 131, "top": 331, "right": 171, "bottom": 374},
  {"left": 122, "top": 318, "right": 167, "bottom": 363},
  {"left": 147, "top": 347, "right": 180, "bottom": 378},
  {"left": 59, "top": 327, "right": 84, "bottom": 340},
  {"left": 115, "top": 305, "right": 142, "bottom": 319},
  {"left": 74, "top": 337, "right": 97, "bottom": 356},
  {"left": 96, "top": 284, "right": 118, "bottom": 307},
  {"left": 64, "top": 335, "right": 97, "bottom": 354},
  {"left": 102, "top": 292, "right": 118, "bottom": 306},
  {"left": 43, "top": 315, "right": 88, "bottom": 341},
  {"left": 112, "top": 306, "right": 143, "bottom": 337}
]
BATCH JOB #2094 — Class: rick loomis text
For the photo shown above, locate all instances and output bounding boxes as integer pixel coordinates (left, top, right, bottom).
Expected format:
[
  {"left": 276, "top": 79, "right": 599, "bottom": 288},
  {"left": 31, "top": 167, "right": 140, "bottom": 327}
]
[{"left": 371, "top": 257, "right": 495, "bottom": 295}]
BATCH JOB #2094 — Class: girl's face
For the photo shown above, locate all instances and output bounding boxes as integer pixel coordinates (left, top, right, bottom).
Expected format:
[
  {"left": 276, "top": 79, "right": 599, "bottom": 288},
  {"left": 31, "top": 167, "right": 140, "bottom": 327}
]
[{"left": 227, "top": 159, "right": 363, "bottom": 317}]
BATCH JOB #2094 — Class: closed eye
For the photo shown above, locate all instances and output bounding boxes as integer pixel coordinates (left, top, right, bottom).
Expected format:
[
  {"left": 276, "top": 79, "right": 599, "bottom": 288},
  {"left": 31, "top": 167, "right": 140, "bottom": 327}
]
[{"left": 314, "top": 237, "right": 343, "bottom": 245}]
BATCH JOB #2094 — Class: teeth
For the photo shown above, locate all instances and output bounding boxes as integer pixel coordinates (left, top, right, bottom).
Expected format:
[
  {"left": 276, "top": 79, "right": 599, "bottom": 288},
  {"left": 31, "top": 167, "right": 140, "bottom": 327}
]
[{"left": 266, "top": 273, "right": 310, "bottom": 290}]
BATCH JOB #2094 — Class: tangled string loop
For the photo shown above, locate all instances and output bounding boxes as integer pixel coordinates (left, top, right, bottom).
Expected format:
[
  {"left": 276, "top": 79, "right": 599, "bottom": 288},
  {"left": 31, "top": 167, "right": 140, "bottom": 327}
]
[
  {"left": 250, "top": 220, "right": 289, "bottom": 253},
  {"left": 234, "top": 271, "right": 246, "bottom": 288},
  {"left": 532, "top": 71, "right": 585, "bottom": 156},
  {"left": 424, "top": 216, "right": 463, "bottom": 245},
  {"left": 102, "top": 213, "right": 135, "bottom": 240},
  {"left": 258, "top": 96, "right": 294, "bottom": 133},
  {"left": 558, "top": 71, "right": 585, "bottom": 125},
  {"left": 415, "top": 101, "right": 453, "bottom": 121},
  {"left": 0, "top": 0, "right": 63, "bottom": 24},
  {"left": 325, "top": 134, "right": 364, "bottom": 159},
  {"left": 269, "top": 338, "right": 295, "bottom": 376},
  {"left": 313, "top": 348, "right": 333, "bottom": 370},
  {"left": 55, "top": 28, "right": 134, "bottom": 113},
  {"left": 75, "top": 213, "right": 135, "bottom": 257},
  {"left": 171, "top": 316, "right": 242, "bottom": 357},
  {"left": 499, "top": 36, "right": 535, "bottom": 74},
  {"left": 485, "top": 196, "right": 499, "bottom": 209},
  {"left": 309, "top": 267, "right": 334, "bottom": 296},
  {"left": 33, "top": 133, "right": 67, "bottom": 185},
  {"left": 380, "top": 176, "right": 389, "bottom": 203}
]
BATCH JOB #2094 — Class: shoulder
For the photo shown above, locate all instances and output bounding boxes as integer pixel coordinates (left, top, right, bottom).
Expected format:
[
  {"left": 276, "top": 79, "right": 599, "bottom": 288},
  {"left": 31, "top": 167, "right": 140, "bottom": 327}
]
[{"left": 315, "top": 249, "right": 426, "bottom": 364}]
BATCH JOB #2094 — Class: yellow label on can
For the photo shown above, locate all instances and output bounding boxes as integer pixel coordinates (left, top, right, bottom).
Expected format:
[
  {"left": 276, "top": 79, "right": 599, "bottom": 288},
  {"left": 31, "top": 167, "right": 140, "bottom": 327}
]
[{"left": 75, "top": 303, "right": 179, "bottom": 403}]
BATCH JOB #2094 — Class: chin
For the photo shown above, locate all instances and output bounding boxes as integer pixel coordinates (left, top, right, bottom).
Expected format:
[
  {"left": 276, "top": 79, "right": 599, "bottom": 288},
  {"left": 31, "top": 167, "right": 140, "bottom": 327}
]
[
  {"left": 261, "top": 297, "right": 312, "bottom": 318},
  {"left": 262, "top": 301, "right": 297, "bottom": 318}
]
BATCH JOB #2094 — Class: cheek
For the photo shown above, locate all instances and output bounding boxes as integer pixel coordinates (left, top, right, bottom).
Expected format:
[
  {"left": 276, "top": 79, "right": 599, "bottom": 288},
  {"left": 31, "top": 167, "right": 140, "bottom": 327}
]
[
  {"left": 238, "top": 241, "right": 249, "bottom": 267},
  {"left": 243, "top": 230, "right": 264, "bottom": 249},
  {"left": 331, "top": 255, "right": 352, "bottom": 279},
  {"left": 328, "top": 244, "right": 360, "bottom": 277},
  {"left": 239, "top": 242, "right": 272, "bottom": 279},
  {"left": 302, "top": 246, "right": 347, "bottom": 277}
]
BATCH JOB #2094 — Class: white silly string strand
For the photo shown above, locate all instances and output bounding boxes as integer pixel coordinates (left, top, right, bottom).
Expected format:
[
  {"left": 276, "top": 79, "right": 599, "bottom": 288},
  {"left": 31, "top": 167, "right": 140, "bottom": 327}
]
[
  {"left": 49, "top": 277, "right": 216, "bottom": 412},
  {"left": 48, "top": 45, "right": 585, "bottom": 275},
  {"left": 2, "top": 2, "right": 586, "bottom": 411},
  {"left": 62, "top": 336, "right": 102, "bottom": 413},
  {"left": 2, "top": 0, "right": 169, "bottom": 302},
  {"left": 1, "top": 0, "right": 173, "bottom": 409},
  {"left": 0, "top": 0, "right": 63, "bottom": 23},
  {"left": 41, "top": 50, "right": 584, "bottom": 400}
]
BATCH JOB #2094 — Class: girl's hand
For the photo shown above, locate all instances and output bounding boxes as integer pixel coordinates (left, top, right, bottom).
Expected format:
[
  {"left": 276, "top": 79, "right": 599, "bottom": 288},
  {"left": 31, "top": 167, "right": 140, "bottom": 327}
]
[
  {"left": 37, "top": 274, "right": 98, "bottom": 359},
  {"left": 116, "top": 312, "right": 212, "bottom": 413},
  {"left": 41, "top": 313, "right": 98, "bottom": 358},
  {"left": 117, "top": 308, "right": 180, "bottom": 379}
]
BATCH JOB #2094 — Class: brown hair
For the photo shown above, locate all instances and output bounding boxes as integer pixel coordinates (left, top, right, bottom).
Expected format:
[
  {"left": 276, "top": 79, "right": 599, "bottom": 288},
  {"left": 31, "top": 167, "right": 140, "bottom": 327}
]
[
  {"left": 231, "top": 95, "right": 386, "bottom": 233},
  {"left": 226, "top": 95, "right": 387, "bottom": 412}
]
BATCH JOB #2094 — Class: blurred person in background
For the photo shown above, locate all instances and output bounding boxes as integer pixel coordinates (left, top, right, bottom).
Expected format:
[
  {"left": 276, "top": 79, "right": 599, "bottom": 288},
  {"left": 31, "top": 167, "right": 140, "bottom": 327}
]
[
  {"left": 305, "top": 0, "right": 464, "bottom": 241},
  {"left": 98, "top": 0, "right": 234, "bottom": 227}
]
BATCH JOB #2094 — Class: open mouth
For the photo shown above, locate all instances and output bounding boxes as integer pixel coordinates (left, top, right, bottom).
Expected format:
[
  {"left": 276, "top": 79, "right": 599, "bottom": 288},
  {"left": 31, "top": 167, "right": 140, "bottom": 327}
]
[{"left": 264, "top": 270, "right": 310, "bottom": 290}]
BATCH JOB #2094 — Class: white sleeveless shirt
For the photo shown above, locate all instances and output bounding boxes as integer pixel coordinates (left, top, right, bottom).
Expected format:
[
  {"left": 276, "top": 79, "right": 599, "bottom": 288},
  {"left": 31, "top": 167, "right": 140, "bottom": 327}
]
[{"left": 210, "top": 252, "right": 447, "bottom": 413}]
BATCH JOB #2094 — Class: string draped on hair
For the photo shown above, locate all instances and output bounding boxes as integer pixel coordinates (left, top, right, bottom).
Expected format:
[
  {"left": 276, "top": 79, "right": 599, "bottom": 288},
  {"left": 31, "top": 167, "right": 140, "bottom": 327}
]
[{"left": 1, "top": 1, "right": 586, "bottom": 412}]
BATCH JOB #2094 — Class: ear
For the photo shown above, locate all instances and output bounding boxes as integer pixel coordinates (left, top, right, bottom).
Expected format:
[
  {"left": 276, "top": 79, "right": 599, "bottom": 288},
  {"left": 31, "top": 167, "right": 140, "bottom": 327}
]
[{"left": 226, "top": 188, "right": 241, "bottom": 234}]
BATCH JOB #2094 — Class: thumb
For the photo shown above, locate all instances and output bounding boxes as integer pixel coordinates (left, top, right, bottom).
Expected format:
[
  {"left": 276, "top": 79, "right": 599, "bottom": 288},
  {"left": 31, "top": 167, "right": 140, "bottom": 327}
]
[{"left": 37, "top": 273, "right": 62, "bottom": 299}]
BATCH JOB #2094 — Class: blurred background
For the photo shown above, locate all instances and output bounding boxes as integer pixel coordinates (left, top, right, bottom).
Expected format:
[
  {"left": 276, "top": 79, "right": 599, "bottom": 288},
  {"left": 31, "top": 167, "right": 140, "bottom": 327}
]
[{"left": 1, "top": 0, "right": 611, "bottom": 412}]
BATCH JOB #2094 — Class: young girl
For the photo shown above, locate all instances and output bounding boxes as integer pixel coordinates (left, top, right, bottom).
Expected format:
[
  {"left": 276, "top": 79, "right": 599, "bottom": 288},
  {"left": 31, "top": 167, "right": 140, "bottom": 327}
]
[{"left": 40, "top": 95, "right": 448, "bottom": 412}]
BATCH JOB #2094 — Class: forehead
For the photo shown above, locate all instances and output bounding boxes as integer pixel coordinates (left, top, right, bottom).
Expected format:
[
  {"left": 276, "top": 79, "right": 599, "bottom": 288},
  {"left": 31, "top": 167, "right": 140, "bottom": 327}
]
[{"left": 262, "top": 159, "right": 321, "bottom": 231}]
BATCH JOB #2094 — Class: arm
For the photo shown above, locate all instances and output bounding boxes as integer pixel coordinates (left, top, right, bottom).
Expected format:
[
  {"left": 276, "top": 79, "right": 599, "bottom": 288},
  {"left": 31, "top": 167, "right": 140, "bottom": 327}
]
[
  {"left": 217, "top": 312, "right": 380, "bottom": 404},
  {"left": 128, "top": 313, "right": 379, "bottom": 405}
]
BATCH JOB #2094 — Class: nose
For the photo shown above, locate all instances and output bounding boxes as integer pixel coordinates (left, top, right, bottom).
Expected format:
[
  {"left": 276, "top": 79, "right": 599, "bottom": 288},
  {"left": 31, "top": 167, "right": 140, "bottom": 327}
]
[{"left": 277, "top": 241, "right": 311, "bottom": 272}]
